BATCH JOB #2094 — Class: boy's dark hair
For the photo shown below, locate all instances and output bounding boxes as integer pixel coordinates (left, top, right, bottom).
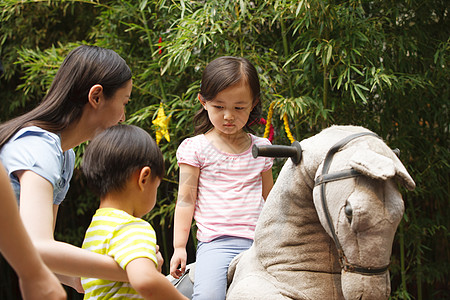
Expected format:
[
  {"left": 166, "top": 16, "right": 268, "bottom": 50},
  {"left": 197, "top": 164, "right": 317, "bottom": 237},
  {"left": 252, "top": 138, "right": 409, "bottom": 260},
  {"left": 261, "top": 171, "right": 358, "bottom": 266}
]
[
  {"left": 194, "top": 56, "right": 262, "bottom": 134},
  {"left": 82, "top": 125, "right": 164, "bottom": 198}
]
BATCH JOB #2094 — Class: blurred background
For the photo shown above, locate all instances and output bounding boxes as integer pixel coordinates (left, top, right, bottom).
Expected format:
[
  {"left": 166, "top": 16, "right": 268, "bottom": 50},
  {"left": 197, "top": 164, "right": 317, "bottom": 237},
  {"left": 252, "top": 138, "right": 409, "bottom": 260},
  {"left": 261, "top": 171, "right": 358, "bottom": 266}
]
[{"left": 0, "top": 1, "right": 448, "bottom": 299}]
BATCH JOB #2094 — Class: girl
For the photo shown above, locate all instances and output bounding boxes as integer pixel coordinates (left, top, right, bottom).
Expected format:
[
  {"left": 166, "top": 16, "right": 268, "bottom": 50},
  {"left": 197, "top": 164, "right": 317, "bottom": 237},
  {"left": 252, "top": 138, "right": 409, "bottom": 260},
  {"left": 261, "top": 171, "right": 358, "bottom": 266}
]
[
  {"left": 169, "top": 56, "right": 274, "bottom": 300},
  {"left": 0, "top": 45, "right": 132, "bottom": 291}
]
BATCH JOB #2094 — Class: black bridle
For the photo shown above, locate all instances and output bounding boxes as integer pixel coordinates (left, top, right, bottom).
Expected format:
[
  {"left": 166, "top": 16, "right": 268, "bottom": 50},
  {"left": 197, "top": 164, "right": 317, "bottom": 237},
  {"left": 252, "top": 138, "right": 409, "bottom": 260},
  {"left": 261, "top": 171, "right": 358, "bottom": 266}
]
[
  {"left": 252, "top": 132, "right": 391, "bottom": 276},
  {"left": 314, "top": 132, "right": 390, "bottom": 276}
]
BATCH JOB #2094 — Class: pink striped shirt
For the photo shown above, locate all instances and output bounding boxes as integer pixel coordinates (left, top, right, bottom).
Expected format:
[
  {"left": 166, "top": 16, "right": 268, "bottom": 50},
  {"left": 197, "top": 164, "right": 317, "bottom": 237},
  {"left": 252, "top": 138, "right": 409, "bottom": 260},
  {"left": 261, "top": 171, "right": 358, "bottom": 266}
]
[{"left": 176, "top": 134, "right": 273, "bottom": 242}]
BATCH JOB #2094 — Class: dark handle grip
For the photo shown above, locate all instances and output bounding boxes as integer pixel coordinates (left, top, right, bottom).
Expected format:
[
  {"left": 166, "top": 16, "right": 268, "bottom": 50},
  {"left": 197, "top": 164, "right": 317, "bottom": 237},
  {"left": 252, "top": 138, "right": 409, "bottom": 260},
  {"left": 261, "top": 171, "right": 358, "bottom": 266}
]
[{"left": 252, "top": 141, "right": 302, "bottom": 164}]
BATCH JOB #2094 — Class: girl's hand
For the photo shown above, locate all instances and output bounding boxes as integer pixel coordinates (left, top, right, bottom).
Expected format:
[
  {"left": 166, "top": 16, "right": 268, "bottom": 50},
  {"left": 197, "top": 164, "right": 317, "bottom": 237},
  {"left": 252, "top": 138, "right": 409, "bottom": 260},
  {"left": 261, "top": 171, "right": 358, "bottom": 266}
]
[{"left": 169, "top": 248, "right": 187, "bottom": 279}]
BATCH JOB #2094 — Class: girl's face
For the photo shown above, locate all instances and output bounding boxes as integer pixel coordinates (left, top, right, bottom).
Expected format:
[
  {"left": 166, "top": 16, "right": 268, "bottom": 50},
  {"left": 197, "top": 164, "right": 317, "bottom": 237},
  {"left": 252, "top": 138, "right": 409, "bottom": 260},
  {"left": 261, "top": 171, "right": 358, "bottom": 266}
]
[{"left": 202, "top": 80, "right": 255, "bottom": 137}]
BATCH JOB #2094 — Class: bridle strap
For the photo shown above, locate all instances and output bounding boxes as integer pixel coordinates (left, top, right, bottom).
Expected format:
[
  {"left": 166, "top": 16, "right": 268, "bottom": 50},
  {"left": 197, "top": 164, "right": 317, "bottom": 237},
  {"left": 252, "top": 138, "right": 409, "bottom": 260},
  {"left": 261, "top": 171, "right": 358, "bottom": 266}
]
[
  {"left": 315, "top": 169, "right": 361, "bottom": 185},
  {"left": 315, "top": 132, "right": 389, "bottom": 276},
  {"left": 344, "top": 263, "right": 390, "bottom": 275},
  {"left": 320, "top": 132, "right": 380, "bottom": 176}
]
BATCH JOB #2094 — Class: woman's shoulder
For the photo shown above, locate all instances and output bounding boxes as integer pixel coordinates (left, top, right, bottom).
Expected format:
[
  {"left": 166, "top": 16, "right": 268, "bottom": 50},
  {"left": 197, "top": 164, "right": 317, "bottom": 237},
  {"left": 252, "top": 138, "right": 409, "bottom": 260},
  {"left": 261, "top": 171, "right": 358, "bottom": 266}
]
[
  {"left": 2, "top": 126, "right": 74, "bottom": 167},
  {"left": 10, "top": 126, "right": 61, "bottom": 148}
]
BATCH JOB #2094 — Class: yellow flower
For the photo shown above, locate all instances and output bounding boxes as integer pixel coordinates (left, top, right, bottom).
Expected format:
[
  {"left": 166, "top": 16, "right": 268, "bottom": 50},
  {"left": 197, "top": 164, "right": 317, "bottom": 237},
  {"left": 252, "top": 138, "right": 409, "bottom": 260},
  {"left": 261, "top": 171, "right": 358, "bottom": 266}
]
[
  {"left": 264, "top": 101, "right": 275, "bottom": 139},
  {"left": 152, "top": 103, "right": 171, "bottom": 144},
  {"left": 283, "top": 113, "right": 295, "bottom": 143}
]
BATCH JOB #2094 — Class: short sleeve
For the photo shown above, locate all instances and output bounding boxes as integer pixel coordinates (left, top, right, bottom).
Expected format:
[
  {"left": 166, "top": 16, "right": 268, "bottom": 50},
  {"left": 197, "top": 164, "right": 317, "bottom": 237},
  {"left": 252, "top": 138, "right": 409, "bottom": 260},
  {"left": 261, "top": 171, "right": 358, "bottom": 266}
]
[
  {"left": 0, "top": 127, "right": 75, "bottom": 205},
  {"left": 1, "top": 131, "right": 63, "bottom": 186},
  {"left": 253, "top": 136, "right": 274, "bottom": 172},
  {"left": 176, "top": 137, "right": 202, "bottom": 168},
  {"left": 110, "top": 220, "right": 158, "bottom": 270}
]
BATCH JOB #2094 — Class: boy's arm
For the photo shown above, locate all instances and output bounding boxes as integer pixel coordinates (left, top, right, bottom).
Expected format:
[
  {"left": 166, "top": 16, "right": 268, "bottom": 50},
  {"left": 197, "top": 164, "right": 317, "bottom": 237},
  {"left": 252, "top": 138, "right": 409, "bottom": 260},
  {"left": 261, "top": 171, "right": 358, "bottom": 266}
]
[
  {"left": 127, "top": 258, "right": 188, "bottom": 300},
  {"left": 261, "top": 167, "right": 274, "bottom": 201},
  {"left": 170, "top": 164, "right": 198, "bottom": 278}
]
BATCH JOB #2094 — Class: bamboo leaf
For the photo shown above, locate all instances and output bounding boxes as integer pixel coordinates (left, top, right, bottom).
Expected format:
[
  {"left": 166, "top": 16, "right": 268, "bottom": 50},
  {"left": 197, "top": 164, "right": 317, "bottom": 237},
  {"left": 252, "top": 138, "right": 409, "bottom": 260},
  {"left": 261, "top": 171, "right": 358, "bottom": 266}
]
[
  {"left": 296, "top": 0, "right": 304, "bottom": 17},
  {"left": 139, "top": 0, "right": 148, "bottom": 11},
  {"left": 350, "top": 65, "right": 364, "bottom": 76},
  {"left": 283, "top": 52, "right": 300, "bottom": 68},
  {"left": 354, "top": 84, "right": 367, "bottom": 103},
  {"left": 326, "top": 44, "right": 333, "bottom": 65}
]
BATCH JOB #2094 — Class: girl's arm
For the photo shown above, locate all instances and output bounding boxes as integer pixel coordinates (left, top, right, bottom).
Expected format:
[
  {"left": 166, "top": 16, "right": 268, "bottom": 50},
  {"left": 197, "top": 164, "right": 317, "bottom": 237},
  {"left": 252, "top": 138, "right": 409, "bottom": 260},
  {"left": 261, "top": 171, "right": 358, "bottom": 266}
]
[
  {"left": 127, "top": 258, "right": 188, "bottom": 300},
  {"left": 0, "top": 165, "right": 66, "bottom": 300},
  {"left": 170, "top": 163, "right": 199, "bottom": 278},
  {"left": 261, "top": 167, "right": 274, "bottom": 201},
  {"left": 17, "top": 170, "right": 128, "bottom": 282}
]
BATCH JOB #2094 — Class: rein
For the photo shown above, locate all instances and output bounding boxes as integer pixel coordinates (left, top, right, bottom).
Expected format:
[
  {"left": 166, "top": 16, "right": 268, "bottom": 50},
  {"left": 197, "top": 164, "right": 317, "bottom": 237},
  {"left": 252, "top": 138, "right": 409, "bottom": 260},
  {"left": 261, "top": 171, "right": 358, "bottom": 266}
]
[{"left": 314, "top": 132, "right": 390, "bottom": 276}]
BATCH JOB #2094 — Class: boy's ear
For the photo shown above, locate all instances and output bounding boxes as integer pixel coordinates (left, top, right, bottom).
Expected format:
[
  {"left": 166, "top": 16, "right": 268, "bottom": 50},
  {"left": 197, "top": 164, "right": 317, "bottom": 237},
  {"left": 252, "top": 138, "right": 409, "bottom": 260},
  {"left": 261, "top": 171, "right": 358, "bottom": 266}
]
[
  {"left": 88, "top": 84, "right": 104, "bottom": 108},
  {"left": 138, "top": 166, "right": 151, "bottom": 191}
]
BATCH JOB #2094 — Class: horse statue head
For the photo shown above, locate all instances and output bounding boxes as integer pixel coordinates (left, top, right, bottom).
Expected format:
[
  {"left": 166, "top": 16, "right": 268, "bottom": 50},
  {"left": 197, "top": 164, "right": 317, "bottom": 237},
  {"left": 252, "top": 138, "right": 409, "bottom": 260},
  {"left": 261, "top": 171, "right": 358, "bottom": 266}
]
[{"left": 227, "top": 125, "right": 415, "bottom": 300}]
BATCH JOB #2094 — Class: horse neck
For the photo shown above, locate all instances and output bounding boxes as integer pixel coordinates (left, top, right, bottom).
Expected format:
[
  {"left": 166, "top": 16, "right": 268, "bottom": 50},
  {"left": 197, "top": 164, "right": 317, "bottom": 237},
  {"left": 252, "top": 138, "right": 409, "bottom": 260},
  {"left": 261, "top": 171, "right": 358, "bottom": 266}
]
[{"left": 254, "top": 158, "right": 340, "bottom": 273}]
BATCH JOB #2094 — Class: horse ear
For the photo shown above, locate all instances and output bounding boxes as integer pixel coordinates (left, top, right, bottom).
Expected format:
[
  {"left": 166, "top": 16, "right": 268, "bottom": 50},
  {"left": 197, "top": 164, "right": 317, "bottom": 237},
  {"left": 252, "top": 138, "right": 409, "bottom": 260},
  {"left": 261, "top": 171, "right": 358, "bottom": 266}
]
[{"left": 349, "top": 149, "right": 416, "bottom": 191}]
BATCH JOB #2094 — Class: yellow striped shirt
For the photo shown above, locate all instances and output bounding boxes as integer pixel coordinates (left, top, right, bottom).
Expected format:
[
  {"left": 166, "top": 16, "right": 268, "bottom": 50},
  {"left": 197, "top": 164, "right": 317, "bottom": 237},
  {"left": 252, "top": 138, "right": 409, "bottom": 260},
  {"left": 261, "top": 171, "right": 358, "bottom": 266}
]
[{"left": 81, "top": 208, "right": 158, "bottom": 299}]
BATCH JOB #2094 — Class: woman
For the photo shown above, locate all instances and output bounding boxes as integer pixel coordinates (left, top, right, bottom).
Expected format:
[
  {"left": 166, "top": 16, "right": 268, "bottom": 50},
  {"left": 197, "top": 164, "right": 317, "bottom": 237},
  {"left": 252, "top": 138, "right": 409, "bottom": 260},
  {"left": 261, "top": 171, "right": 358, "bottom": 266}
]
[{"left": 0, "top": 45, "right": 132, "bottom": 291}]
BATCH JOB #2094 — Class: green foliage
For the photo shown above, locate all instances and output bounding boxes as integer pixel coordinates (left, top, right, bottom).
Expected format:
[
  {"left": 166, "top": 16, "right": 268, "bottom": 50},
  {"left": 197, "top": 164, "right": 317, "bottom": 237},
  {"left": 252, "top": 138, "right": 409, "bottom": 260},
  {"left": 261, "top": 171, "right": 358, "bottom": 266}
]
[{"left": 0, "top": 1, "right": 448, "bottom": 299}]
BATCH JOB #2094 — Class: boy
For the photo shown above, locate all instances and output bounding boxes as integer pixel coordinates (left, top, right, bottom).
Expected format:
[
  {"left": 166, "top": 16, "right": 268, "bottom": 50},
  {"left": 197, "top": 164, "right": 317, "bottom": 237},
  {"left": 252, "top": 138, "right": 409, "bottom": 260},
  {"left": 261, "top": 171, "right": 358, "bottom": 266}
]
[{"left": 81, "top": 124, "right": 188, "bottom": 300}]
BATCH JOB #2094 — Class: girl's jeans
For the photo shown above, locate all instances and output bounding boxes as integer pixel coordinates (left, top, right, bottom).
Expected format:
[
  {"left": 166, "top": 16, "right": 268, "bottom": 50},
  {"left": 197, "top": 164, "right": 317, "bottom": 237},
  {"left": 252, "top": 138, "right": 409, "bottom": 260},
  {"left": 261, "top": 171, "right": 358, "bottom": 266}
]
[{"left": 192, "top": 235, "right": 253, "bottom": 300}]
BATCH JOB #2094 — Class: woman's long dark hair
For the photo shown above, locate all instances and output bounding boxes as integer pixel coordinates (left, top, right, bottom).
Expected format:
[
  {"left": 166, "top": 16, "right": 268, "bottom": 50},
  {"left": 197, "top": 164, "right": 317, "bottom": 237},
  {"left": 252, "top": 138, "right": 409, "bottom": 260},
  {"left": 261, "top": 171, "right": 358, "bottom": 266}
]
[
  {"left": 194, "top": 56, "right": 261, "bottom": 134},
  {"left": 0, "top": 45, "right": 132, "bottom": 149}
]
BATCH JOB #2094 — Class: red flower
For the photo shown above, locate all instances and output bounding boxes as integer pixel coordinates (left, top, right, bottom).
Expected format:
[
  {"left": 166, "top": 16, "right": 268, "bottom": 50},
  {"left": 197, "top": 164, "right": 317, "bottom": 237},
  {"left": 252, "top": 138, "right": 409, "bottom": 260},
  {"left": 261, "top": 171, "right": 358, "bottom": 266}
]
[{"left": 158, "top": 37, "right": 162, "bottom": 54}]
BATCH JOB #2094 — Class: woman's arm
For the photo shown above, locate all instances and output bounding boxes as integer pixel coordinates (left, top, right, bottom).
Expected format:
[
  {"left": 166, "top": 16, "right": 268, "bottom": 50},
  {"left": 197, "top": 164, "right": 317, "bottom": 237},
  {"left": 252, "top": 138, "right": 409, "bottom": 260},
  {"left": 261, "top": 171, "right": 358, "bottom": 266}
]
[
  {"left": 127, "top": 258, "right": 188, "bottom": 300},
  {"left": 0, "top": 165, "right": 66, "bottom": 300},
  {"left": 169, "top": 163, "right": 199, "bottom": 278},
  {"left": 261, "top": 167, "right": 274, "bottom": 201},
  {"left": 17, "top": 170, "right": 128, "bottom": 282}
]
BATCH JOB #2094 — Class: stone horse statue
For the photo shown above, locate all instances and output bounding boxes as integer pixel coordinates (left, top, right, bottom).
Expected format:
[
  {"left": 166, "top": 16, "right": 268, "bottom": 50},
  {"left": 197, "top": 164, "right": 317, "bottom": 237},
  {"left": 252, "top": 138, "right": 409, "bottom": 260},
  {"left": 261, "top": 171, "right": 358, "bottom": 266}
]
[{"left": 226, "top": 125, "right": 415, "bottom": 300}]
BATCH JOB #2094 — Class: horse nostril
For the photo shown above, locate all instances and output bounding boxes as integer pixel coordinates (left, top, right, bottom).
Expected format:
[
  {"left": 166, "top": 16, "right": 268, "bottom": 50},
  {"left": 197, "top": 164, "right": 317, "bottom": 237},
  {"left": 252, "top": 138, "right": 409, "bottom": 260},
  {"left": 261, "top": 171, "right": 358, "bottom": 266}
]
[{"left": 345, "top": 202, "right": 353, "bottom": 223}]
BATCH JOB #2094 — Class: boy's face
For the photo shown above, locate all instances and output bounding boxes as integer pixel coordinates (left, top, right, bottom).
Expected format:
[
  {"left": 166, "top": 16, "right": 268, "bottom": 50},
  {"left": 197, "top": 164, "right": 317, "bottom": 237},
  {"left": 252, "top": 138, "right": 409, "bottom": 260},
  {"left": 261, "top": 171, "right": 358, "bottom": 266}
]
[{"left": 136, "top": 176, "right": 161, "bottom": 218}]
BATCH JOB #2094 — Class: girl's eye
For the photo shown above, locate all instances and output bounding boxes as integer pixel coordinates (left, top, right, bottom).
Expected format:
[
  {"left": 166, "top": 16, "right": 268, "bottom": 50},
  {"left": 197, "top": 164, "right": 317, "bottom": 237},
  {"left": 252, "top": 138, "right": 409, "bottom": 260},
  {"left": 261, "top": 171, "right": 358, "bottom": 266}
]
[
  {"left": 213, "top": 105, "right": 224, "bottom": 109},
  {"left": 235, "top": 107, "right": 245, "bottom": 110}
]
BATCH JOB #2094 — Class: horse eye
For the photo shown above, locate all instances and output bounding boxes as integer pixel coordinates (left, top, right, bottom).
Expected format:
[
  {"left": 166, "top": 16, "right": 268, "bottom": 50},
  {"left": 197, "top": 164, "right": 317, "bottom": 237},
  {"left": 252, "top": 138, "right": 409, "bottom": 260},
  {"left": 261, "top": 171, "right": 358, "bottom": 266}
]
[{"left": 345, "top": 202, "right": 353, "bottom": 223}]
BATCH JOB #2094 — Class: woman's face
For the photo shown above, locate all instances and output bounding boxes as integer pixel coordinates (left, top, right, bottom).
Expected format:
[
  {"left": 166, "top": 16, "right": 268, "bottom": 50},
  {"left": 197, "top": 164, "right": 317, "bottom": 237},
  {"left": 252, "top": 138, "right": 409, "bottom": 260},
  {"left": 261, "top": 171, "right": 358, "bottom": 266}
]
[{"left": 96, "top": 79, "right": 132, "bottom": 133}]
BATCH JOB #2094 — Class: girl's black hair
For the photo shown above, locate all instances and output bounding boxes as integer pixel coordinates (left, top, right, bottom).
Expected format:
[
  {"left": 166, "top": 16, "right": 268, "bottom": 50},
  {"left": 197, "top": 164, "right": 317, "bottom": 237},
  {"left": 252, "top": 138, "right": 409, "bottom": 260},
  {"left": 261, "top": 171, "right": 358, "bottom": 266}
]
[
  {"left": 0, "top": 45, "right": 132, "bottom": 149},
  {"left": 194, "top": 56, "right": 261, "bottom": 134},
  {"left": 82, "top": 125, "right": 164, "bottom": 198}
]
